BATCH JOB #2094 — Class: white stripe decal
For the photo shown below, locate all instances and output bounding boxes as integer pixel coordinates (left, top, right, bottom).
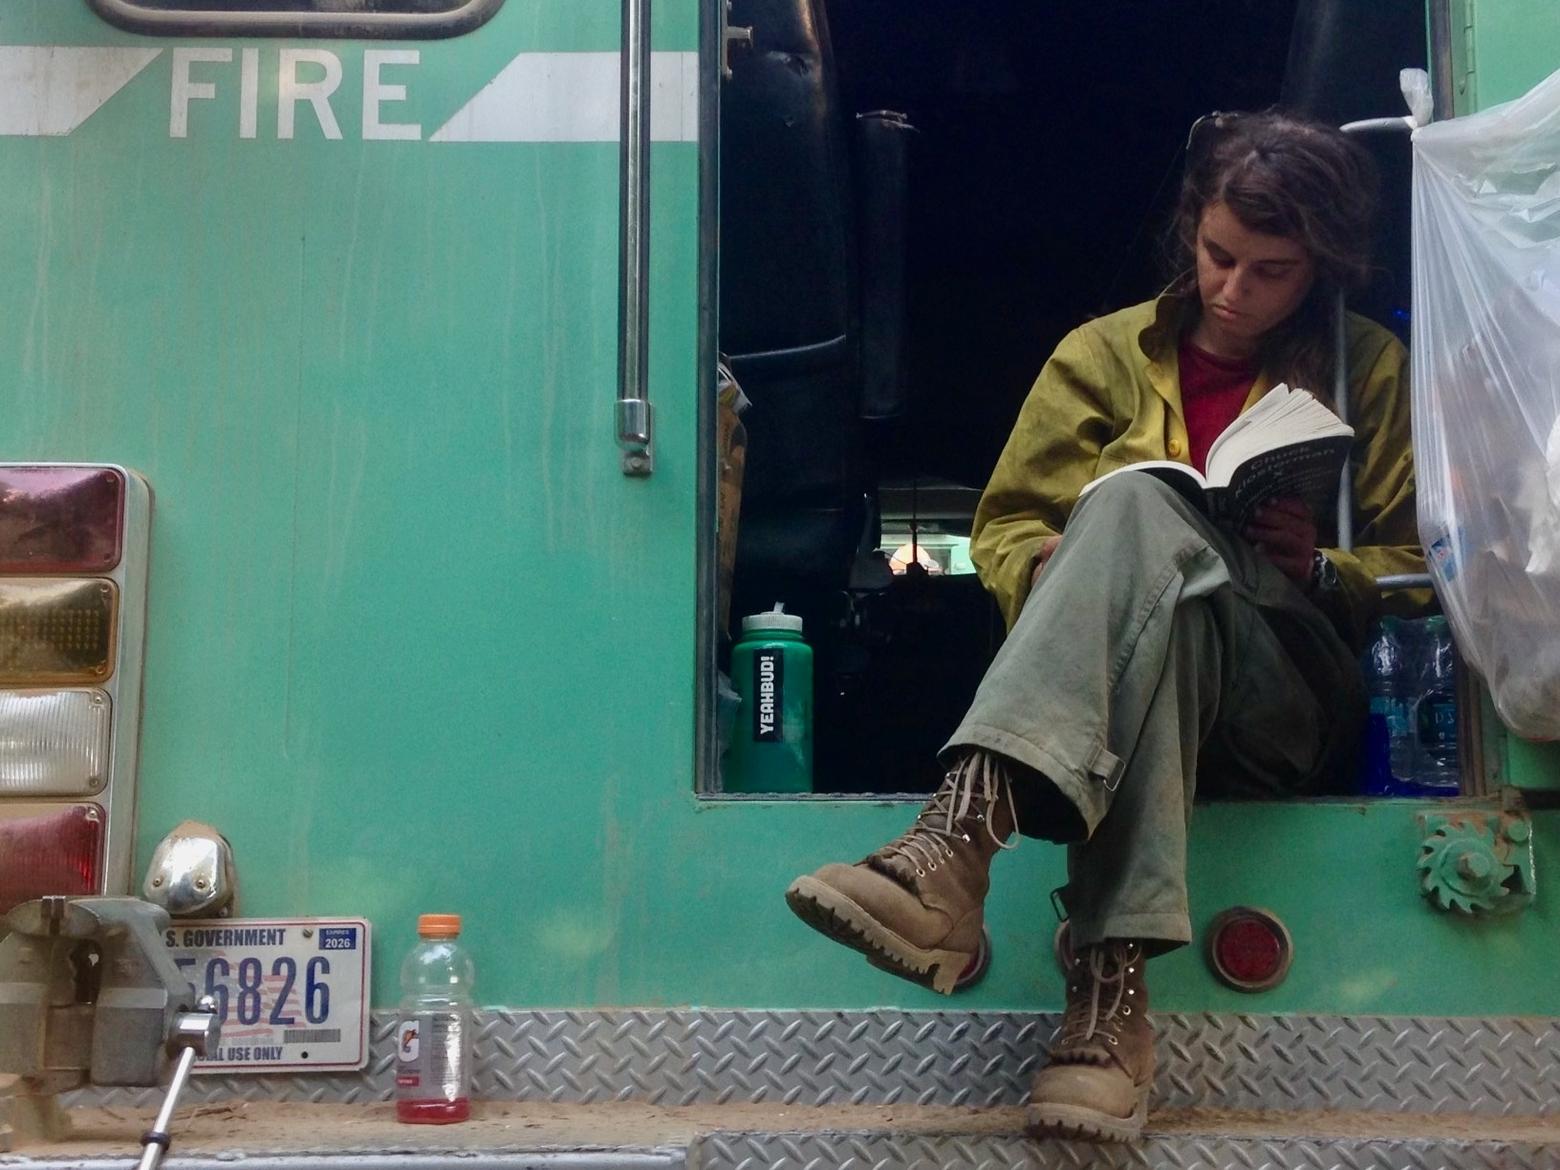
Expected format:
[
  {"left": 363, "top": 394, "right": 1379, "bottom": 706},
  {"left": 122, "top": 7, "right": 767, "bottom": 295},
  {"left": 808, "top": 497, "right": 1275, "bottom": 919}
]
[
  {"left": 431, "top": 51, "right": 698, "bottom": 143},
  {"left": 0, "top": 47, "right": 162, "bottom": 137}
]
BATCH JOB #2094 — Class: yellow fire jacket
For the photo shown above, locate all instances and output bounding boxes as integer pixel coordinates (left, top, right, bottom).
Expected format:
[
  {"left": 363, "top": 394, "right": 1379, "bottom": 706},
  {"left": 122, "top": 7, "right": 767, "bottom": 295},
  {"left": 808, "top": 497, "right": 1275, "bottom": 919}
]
[{"left": 970, "top": 294, "right": 1427, "bottom": 646}]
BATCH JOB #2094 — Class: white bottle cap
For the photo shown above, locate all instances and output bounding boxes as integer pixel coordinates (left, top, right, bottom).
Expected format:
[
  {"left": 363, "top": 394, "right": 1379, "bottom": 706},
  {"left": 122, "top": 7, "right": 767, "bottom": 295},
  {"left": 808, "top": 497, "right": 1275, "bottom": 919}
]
[{"left": 742, "top": 602, "right": 803, "bottom": 634}]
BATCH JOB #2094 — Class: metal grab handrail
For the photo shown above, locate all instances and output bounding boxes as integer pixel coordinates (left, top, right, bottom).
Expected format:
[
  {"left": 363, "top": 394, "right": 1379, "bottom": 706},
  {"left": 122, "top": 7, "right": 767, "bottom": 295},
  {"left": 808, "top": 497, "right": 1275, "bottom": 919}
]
[{"left": 617, "top": 0, "right": 654, "bottom": 476}]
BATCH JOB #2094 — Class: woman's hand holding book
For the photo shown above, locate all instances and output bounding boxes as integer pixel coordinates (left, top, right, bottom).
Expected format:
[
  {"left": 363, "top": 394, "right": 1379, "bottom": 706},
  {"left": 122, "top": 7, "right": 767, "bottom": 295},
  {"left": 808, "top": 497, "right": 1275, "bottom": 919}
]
[{"left": 1243, "top": 496, "right": 1316, "bottom": 584}]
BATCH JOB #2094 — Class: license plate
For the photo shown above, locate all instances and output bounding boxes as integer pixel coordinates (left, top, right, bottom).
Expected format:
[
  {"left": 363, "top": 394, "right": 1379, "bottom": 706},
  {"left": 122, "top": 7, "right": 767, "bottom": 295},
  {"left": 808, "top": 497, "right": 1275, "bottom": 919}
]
[{"left": 164, "top": 917, "right": 371, "bottom": 1073}]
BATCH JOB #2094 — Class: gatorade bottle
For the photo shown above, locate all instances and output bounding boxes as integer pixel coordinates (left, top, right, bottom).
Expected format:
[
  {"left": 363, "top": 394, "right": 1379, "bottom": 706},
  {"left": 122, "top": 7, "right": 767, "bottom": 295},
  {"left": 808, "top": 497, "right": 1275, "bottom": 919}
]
[
  {"left": 727, "top": 604, "right": 813, "bottom": 793},
  {"left": 395, "top": 914, "right": 474, "bottom": 1124}
]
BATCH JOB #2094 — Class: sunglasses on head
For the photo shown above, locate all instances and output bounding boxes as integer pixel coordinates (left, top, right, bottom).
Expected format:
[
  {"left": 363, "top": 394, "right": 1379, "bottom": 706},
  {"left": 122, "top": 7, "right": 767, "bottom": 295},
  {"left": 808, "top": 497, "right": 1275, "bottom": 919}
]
[{"left": 1185, "top": 111, "right": 1243, "bottom": 160}]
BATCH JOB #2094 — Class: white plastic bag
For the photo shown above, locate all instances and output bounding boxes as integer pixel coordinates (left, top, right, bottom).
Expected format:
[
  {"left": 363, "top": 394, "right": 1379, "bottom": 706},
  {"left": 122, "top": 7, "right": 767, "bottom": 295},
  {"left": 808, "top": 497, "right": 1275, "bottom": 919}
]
[{"left": 1412, "top": 68, "right": 1560, "bottom": 738}]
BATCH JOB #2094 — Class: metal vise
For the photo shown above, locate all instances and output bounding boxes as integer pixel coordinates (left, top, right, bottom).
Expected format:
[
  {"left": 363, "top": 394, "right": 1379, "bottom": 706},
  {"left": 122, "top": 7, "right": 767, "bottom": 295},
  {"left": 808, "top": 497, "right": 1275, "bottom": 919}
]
[{"left": 0, "top": 896, "right": 217, "bottom": 1149}]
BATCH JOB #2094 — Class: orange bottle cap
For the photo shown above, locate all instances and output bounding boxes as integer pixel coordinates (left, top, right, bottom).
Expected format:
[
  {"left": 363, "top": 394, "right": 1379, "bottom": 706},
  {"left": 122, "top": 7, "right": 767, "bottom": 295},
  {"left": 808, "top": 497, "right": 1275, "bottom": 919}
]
[{"left": 417, "top": 913, "right": 462, "bottom": 938}]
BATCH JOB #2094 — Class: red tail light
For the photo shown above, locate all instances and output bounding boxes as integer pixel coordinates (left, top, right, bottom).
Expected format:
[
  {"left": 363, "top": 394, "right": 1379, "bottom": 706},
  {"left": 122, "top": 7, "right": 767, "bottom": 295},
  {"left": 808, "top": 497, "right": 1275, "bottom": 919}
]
[
  {"left": 0, "top": 803, "right": 105, "bottom": 914},
  {"left": 0, "top": 466, "right": 124, "bottom": 574}
]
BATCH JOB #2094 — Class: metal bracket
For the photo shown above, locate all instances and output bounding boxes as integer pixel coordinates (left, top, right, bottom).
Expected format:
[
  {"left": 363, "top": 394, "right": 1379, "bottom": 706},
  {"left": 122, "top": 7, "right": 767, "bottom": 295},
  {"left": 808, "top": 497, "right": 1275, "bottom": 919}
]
[
  {"left": 618, "top": 399, "right": 654, "bottom": 477},
  {"left": 721, "top": 1, "right": 754, "bottom": 81}
]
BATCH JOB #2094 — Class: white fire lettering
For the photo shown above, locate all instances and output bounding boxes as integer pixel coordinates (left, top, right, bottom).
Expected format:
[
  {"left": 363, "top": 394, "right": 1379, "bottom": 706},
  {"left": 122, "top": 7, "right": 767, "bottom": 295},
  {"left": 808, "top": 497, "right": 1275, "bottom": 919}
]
[{"left": 169, "top": 47, "right": 421, "bottom": 141}]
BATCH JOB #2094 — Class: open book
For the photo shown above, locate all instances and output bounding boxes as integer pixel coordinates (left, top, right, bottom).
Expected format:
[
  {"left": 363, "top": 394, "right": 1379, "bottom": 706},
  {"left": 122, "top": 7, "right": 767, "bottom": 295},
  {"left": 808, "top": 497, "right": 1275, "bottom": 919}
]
[{"left": 1079, "top": 385, "right": 1354, "bottom": 529}]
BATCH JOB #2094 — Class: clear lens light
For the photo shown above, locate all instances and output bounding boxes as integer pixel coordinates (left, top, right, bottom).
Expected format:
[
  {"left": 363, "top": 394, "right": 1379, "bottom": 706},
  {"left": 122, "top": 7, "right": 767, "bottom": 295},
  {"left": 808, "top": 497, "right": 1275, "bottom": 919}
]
[
  {"left": 0, "top": 578, "right": 117, "bottom": 685},
  {"left": 0, "top": 690, "right": 112, "bottom": 796}
]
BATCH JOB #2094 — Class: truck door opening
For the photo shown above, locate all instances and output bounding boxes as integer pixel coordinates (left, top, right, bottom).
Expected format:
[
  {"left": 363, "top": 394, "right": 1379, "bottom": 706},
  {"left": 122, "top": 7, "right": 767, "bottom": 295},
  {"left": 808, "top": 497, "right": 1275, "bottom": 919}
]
[{"left": 711, "top": 0, "right": 1426, "bottom": 797}]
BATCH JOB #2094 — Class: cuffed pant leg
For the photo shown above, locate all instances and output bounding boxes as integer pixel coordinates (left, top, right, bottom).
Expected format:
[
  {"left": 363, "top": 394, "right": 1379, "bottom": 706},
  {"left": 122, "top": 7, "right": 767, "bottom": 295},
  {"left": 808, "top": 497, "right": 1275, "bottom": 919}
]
[
  {"left": 1063, "top": 596, "right": 1220, "bottom": 951},
  {"left": 944, "top": 474, "right": 1242, "bottom": 836},
  {"left": 1065, "top": 586, "right": 1335, "bottom": 951},
  {"left": 943, "top": 473, "right": 1341, "bottom": 952}
]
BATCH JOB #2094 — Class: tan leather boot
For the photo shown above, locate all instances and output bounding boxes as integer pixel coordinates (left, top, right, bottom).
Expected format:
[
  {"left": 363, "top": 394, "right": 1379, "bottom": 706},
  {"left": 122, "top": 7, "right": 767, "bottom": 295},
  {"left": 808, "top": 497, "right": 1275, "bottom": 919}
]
[
  {"left": 1026, "top": 940, "right": 1153, "bottom": 1142},
  {"left": 785, "top": 753, "right": 1015, "bottom": 994}
]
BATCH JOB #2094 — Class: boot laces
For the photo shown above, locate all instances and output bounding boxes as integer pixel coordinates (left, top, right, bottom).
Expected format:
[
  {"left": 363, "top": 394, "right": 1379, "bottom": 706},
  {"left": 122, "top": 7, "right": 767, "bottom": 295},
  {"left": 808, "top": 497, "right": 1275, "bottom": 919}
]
[
  {"left": 1057, "top": 940, "right": 1142, "bottom": 1051},
  {"left": 877, "top": 752, "right": 1017, "bottom": 877}
]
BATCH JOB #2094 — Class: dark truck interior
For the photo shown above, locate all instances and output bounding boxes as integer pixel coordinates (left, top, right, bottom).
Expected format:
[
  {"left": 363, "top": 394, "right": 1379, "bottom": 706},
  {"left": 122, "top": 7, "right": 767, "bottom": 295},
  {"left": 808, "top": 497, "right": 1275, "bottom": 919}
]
[{"left": 718, "top": 0, "right": 1425, "bottom": 794}]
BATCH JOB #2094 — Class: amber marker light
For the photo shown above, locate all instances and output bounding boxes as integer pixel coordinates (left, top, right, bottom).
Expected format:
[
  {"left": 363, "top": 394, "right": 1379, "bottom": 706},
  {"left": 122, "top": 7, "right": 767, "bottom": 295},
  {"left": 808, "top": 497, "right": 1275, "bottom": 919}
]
[{"left": 0, "top": 578, "right": 118, "bottom": 685}]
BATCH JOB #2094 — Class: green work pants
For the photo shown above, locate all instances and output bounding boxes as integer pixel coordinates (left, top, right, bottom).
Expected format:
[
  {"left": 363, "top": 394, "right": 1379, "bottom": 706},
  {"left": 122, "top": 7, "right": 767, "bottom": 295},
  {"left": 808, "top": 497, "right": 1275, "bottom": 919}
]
[{"left": 945, "top": 473, "right": 1365, "bottom": 952}]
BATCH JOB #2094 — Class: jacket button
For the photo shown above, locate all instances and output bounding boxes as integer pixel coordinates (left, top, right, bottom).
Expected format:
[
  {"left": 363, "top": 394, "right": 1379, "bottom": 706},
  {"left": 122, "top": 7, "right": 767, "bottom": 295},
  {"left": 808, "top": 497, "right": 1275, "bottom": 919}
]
[{"left": 1168, "top": 439, "right": 1183, "bottom": 457}]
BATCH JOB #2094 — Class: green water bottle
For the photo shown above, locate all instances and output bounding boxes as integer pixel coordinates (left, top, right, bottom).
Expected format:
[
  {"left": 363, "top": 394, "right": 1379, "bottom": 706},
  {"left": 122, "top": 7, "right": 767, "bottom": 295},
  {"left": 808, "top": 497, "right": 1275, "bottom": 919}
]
[{"left": 727, "top": 604, "right": 813, "bottom": 793}]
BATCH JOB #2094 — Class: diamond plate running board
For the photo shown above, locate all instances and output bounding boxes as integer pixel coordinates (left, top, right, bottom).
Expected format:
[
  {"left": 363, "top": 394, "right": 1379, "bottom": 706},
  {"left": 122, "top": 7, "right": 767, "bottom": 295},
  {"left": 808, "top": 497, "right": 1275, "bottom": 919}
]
[
  {"left": 6, "top": 1104, "right": 1559, "bottom": 1170},
  {"left": 60, "top": 1009, "right": 1560, "bottom": 1117}
]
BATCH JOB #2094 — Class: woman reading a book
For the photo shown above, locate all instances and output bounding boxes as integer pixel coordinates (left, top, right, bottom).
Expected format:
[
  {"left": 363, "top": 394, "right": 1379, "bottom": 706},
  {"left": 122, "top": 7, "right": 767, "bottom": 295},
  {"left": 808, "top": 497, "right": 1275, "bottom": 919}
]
[{"left": 786, "top": 113, "right": 1427, "bottom": 1141}]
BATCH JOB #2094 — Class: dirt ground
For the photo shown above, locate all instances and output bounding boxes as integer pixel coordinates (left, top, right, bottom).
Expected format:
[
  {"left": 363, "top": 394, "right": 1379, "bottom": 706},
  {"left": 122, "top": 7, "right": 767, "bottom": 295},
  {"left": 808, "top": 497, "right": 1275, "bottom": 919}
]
[{"left": 12, "top": 1099, "right": 1560, "bottom": 1159}]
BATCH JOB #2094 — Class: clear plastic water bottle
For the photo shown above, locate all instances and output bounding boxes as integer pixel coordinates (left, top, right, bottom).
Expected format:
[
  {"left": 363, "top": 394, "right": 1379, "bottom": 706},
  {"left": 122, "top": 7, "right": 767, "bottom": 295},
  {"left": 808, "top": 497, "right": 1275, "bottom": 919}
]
[
  {"left": 1359, "top": 618, "right": 1415, "bottom": 794},
  {"left": 395, "top": 913, "right": 475, "bottom": 1124},
  {"left": 1413, "top": 616, "right": 1460, "bottom": 791}
]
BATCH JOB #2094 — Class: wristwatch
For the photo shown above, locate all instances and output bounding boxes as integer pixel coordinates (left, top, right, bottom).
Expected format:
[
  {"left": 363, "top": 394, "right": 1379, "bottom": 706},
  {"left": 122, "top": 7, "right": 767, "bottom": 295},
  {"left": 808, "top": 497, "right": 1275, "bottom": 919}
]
[{"left": 1309, "top": 551, "right": 1340, "bottom": 596}]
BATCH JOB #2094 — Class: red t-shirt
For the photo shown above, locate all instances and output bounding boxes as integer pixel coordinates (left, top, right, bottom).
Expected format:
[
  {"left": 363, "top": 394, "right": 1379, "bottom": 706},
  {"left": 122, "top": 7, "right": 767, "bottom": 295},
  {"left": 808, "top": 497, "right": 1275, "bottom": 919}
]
[{"left": 1177, "top": 340, "right": 1258, "bottom": 473}]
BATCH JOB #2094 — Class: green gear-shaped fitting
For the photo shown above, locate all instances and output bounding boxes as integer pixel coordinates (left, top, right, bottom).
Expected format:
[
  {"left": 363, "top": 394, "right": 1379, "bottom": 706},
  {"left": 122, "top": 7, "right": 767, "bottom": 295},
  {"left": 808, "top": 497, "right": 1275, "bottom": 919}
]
[{"left": 1417, "top": 820, "right": 1516, "bottom": 914}]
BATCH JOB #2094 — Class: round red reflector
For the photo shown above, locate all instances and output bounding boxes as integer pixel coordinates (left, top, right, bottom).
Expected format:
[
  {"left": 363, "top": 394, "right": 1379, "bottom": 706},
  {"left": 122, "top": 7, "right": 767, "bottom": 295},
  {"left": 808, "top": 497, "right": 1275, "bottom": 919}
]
[{"left": 1206, "top": 907, "right": 1293, "bottom": 992}]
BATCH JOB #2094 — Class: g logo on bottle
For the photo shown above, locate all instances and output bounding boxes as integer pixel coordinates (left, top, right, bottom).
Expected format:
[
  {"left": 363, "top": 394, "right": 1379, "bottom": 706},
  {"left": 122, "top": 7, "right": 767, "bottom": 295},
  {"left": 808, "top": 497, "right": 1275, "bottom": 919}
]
[{"left": 396, "top": 1019, "right": 420, "bottom": 1062}]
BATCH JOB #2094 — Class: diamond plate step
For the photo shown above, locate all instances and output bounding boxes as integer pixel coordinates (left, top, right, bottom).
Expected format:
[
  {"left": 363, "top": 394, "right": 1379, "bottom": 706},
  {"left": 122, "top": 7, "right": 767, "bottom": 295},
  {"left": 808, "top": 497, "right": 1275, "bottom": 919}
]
[
  {"left": 697, "top": 1131, "right": 1560, "bottom": 1170},
  {"left": 7, "top": 1102, "right": 1559, "bottom": 1170},
  {"left": 7, "top": 1139, "right": 1557, "bottom": 1170},
  {"left": 62, "top": 1009, "right": 1560, "bottom": 1117}
]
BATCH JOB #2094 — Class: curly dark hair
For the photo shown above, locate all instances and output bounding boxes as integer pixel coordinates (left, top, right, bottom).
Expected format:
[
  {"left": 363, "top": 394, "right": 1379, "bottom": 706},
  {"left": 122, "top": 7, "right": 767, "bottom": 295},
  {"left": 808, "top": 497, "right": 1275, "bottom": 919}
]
[{"left": 1165, "top": 111, "right": 1381, "bottom": 398}]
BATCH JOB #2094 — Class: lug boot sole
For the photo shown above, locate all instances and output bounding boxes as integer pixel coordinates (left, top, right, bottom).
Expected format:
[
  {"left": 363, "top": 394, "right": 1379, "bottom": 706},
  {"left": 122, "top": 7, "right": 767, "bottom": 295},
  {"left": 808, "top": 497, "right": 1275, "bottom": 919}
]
[
  {"left": 1024, "top": 1083, "right": 1150, "bottom": 1144},
  {"left": 785, "top": 874, "right": 974, "bottom": 996}
]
